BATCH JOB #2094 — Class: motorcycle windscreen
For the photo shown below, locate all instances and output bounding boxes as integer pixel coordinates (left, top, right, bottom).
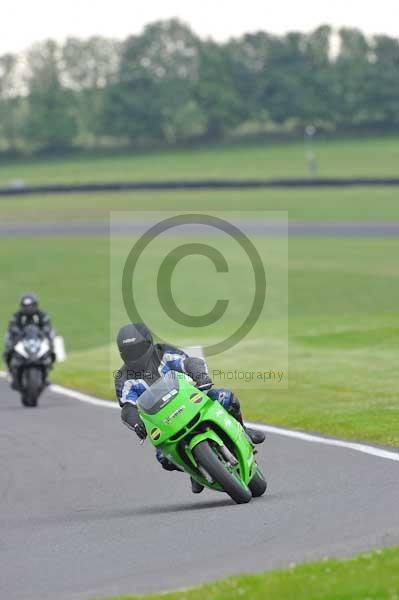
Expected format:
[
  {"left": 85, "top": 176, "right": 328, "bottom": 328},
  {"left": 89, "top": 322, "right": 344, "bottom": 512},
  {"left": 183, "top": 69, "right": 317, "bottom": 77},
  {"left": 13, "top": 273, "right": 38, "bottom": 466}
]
[{"left": 137, "top": 371, "right": 180, "bottom": 415}]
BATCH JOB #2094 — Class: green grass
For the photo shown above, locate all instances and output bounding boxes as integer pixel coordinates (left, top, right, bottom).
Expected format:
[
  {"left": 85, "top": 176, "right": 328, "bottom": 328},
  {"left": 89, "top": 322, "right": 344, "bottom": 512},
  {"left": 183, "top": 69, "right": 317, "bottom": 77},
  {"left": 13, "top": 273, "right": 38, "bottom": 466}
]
[
  {"left": 105, "top": 547, "right": 399, "bottom": 600},
  {"left": 1, "top": 187, "right": 399, "bottom": 223},
  {"left": 0, "top": 136, "right": 398, "bottom": 186},
  {"left": 1, "top": 233, "right": 398, "bottom": 447}
]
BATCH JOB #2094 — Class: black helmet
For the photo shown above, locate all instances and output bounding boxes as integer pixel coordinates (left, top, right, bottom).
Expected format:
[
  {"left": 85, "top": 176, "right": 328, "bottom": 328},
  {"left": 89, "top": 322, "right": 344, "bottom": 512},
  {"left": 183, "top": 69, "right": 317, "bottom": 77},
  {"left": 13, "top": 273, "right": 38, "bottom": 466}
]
[
  {"left": 20, "top": 293, "right": 38, "bottom": 316},
  {"left": 117, "top": 323, "right": 154, "bottom": 370}
]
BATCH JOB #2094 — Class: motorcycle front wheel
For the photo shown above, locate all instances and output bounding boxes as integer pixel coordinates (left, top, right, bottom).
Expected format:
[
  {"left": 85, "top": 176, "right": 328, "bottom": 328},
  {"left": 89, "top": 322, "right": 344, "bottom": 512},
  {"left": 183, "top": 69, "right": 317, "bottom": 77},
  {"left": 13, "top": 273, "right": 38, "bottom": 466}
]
[
  {"left": 21, "top": 367, "right": 43, "bottom": 407},
  {"left": 192, "top": 441, "right": 252, "bottom": 504}
]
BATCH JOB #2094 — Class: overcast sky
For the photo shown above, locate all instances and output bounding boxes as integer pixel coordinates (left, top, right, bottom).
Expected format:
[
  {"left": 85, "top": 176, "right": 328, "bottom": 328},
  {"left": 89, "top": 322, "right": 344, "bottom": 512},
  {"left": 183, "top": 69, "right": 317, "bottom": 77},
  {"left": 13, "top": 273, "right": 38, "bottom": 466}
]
[{"left": 1, "top": 1, "right": 398, "bottom": 54}]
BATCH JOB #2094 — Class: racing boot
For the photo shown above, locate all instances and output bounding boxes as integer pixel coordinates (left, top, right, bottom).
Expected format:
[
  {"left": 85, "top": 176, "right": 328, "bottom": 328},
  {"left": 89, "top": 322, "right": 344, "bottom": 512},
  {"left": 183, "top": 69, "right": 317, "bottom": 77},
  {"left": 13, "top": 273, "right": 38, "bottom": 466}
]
[
  {"left": 245, "top": 427, "right": 265, "bottom": 445},
  {"left": 158, "top": 452, "right": 203, "bottom": 493},
  {"left": 156, "top": 450, "right": 183, "bottom": 472},
  {"left": 9, "top": 368, "right": 20, "bottom": 391},
  {"left": 190, "top": 477, "right": 204, "bottom": 494},
  {"left": 45, "top": 353, "right": 56, "bottom": 386}
]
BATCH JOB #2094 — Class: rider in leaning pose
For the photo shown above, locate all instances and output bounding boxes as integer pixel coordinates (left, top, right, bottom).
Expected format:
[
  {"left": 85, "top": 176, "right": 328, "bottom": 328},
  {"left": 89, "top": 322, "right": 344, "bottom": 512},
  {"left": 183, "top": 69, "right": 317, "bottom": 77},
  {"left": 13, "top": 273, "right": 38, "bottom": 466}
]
[{"left": 115, "top": 322, "right": 265, "bottom": 494}]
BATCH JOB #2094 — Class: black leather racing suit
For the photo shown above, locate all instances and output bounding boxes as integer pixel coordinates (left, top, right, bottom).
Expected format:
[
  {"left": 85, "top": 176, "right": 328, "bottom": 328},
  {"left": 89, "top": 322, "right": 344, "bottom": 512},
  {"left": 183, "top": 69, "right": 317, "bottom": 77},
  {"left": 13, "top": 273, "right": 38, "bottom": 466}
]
[{"left": 115, "top": 343, "right": 244, "bottom": 469}]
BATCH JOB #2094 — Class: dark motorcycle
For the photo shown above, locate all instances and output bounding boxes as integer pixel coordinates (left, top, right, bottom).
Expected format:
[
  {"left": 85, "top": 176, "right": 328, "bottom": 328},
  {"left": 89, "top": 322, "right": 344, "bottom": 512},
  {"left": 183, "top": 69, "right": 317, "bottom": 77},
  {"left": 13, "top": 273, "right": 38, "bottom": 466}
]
[{"left": 10, "top": 325, "right": 53, "bottom": 407}]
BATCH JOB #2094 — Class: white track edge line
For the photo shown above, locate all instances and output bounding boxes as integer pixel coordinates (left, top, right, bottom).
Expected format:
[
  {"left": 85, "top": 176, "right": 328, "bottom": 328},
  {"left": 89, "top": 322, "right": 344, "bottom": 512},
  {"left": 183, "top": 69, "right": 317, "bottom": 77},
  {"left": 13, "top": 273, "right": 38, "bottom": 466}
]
[
  {"left": 1, "top": 371, "right": 398, "bottom": 462},
  {"left": 245, "top": 422, "right": 399, "bottom": 462}
]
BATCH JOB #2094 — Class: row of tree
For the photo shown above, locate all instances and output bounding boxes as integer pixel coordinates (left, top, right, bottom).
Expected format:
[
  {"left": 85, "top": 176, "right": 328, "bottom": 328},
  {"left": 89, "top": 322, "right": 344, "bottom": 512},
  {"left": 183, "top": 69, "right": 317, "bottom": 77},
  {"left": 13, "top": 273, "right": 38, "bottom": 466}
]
[{"left": 1, "top": 20, "right": 398, "bottom": 152}]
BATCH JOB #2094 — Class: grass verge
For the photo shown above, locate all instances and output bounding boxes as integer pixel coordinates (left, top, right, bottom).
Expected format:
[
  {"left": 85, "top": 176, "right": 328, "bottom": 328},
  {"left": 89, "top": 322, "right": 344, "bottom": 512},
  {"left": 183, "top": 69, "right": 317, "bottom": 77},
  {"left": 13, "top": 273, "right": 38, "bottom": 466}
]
[
  {"left": 104, "top": 547, "right": 399, "bottom": 600},
  {"left": 0, "top": 136, "right": 398, "bottom": 186}
]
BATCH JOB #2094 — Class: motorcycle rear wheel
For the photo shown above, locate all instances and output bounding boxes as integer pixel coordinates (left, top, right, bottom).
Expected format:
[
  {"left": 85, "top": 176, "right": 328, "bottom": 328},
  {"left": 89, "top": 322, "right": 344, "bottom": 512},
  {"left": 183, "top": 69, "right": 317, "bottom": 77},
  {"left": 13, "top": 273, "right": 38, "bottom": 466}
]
[{"left": 192, "top": 441, "right": 251, "bottom": 504}]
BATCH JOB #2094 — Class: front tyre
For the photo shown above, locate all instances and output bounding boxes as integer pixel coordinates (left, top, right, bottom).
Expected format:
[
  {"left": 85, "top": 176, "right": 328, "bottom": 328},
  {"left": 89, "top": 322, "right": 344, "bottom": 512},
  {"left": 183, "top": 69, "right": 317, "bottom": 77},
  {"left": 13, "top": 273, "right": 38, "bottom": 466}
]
[
  {"left": 21, "top": 367, "right": 43, "bottom": 407},
  {"left": 21, "top": 394, "right": 31, "bottom": 407},
  {"left": 192, "top": 441, "right": 252, "bottom": 504},
  {"left": 248, "top": 467, "right": 267, "bottom": 497}
]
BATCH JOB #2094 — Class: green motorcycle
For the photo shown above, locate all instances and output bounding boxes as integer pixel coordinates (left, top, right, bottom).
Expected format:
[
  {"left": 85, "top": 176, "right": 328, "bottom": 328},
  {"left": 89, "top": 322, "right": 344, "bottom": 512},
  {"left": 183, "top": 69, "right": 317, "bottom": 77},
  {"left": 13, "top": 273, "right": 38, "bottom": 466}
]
[{"left": 137, "top": 371, "right": 267, "bottom": 504}]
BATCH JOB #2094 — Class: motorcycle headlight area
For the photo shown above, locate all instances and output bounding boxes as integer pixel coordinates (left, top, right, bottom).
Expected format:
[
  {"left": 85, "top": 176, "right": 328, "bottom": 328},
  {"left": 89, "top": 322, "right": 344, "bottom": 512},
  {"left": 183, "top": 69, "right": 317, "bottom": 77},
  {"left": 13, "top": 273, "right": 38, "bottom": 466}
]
[{"left": 24, "top": 340, "right": 41, "bottom": 354}]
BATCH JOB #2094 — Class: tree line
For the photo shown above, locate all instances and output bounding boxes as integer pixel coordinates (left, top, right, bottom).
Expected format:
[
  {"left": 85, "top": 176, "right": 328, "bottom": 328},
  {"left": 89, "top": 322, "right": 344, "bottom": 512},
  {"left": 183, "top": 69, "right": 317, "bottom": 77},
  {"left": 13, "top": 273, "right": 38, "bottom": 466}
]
[{"left": 0, "top": 20, "right": 398, "bottom": 153}]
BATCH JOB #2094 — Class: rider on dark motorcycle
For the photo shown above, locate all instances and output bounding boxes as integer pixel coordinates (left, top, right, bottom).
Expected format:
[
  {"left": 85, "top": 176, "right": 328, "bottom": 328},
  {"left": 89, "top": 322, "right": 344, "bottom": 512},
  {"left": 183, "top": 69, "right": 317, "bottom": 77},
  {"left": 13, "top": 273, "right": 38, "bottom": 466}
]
[{"left": 3, "top": 293, "right": 56, "bottom": 389}]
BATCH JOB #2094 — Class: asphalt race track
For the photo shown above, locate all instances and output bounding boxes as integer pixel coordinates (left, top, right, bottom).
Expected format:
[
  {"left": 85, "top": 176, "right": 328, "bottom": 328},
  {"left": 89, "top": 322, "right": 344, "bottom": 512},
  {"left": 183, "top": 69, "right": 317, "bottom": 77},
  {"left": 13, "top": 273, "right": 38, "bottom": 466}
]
[{"left": 1, "top": 380, "right": 398, "bottom": 600}]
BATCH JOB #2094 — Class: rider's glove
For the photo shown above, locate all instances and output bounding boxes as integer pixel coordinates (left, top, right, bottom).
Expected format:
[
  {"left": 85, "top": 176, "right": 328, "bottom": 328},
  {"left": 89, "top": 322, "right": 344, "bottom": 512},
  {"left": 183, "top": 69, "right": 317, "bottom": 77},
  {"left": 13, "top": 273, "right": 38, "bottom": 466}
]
[
  {"left": 121, "top": 404, "right": 147, "bottom": 439},
  {"left": 196, "top": 374, "right": 213, "bottom": 392},
  {"left": 184, "top": 356, "right": 213, "bottom": 392},
  {"left": 133, "top": 422, "right": 147, "bottom": 440}
]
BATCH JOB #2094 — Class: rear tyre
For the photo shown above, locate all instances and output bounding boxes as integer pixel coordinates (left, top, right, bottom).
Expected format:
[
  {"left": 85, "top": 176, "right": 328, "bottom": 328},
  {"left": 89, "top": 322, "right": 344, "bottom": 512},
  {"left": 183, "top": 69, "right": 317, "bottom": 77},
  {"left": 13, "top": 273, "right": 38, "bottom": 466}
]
[
  {"left": 248, "top": 467, "right": 267, "bottom": 497},
  {"left": 21, "top": 368, "right": 43, "bottom": 408},
  {"left": 192, "top": 441, "right": 252, "bottom": 504}
]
